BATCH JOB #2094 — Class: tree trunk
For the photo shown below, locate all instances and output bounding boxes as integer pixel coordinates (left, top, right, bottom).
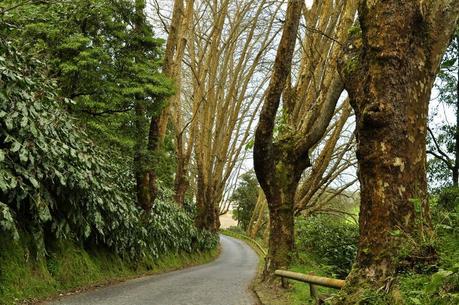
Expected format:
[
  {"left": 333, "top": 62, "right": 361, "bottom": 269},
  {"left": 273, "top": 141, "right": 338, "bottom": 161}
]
[
  {"left": 454, "top": 34, "right": 459, "bottom": 187},
  {"left": 247, "top": 189, "right": 267, "bottom": 238},
  {"left": 253, "top": 0, "right": 303, "bottom": 277},
  {"left": 173, "top": 136, "right": 189, "bottom": 206},
  {"left": 195, "top": 182, "right": 220, "bottom": 232},
  {"left": 174, "top": 162, "right": 188, "bottom": 206},
  {"left": 335, "top": 1, "right": 459, "bottom": 303},
  {"left": 263, "top": 174, "right": 297, "bottom": 276}
]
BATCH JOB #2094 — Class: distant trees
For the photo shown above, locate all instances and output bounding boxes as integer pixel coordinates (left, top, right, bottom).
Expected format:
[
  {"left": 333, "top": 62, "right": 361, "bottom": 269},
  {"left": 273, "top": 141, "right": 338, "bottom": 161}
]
[
  {"left": 171, "top": 0, "right": 282, "bottom": 232},
  {"left": 230, "top": 171, "right": 259, "bottom": 230},
  {"left": 335, "top": 0, "right": 459, "bottom": 303}
]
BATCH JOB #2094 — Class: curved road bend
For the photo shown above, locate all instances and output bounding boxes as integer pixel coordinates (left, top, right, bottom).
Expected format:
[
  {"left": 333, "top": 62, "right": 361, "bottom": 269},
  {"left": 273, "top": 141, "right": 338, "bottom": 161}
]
[{"left": 48, "top": 235, "right": 259, "bottom": 305}]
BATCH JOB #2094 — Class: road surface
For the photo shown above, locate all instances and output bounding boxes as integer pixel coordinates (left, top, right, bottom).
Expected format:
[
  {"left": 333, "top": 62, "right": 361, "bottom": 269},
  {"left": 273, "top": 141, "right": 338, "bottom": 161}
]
[{"left": 48, "top": 235, "right": 259, "bottom": 305}]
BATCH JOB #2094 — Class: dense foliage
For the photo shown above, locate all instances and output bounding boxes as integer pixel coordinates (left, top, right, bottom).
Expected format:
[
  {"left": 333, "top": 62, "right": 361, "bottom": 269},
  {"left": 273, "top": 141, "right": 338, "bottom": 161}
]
[
  {"left": 0, "top": 36, "right": 138, "bottom": 254},
  {"left": 398, "top": 187, "right": 459, "bottom": 305},
  {"left": 0, "top": 0, "right": 217, "bottom": 274},
  {"left": 0, "top": 33, "right": 217, "bottom": 259},
  {"left": 295, "top": 215, "right": 358, "bottom": 278},
  {"left": 231, "top": 171, "right": 259, "bottom": 230}
]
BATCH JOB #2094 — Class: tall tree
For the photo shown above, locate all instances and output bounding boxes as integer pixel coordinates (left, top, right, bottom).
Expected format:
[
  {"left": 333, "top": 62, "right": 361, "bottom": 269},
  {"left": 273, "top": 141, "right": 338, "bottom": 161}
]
[
  {"left": 335, "top": 1, "right": 459, "bottom": 302},
  {"left": 149, "top": 0, "right": 195, "bottom": 206},
  {"left": 254, "top": 0, "right": 358, "bottom": 275},
  {"left": 132, "top": 0, "right": 173, "bottom": 211},
  {"left": 181, "top": 0, "right": 281, "bottom": 232}
]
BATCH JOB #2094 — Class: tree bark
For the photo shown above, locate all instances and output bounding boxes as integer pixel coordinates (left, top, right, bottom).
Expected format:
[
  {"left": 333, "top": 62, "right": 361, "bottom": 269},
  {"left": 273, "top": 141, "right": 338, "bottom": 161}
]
[
  {"left": 334, "top": 1, "right": 459, "bottom": 302},
  {"left": 253, "top": 0, "right": 304, "bottom": 276},
  {"left": 134, "top": 99, "right": 155, "bottom": 212},
  {"left": 195, "top": 181, "right": 220, "bottom": 232},
  {"left": 454, "top": 34, "right": 459, "bottom": 186},
  {"left": 263, "top": 165, "right": 301, "bottom": 276}
]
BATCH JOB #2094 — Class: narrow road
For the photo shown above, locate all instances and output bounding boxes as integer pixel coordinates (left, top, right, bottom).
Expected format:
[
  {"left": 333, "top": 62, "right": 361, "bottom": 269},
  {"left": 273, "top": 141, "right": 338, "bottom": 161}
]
[{"left": 48, "top": 235, "right": 259, "bottom": 305}]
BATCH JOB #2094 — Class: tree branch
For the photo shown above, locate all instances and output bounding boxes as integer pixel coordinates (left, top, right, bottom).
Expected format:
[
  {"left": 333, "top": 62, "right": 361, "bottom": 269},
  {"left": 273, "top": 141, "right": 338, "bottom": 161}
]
[{"left": 427, "top": 127, "right": 453, "bottom": 166}]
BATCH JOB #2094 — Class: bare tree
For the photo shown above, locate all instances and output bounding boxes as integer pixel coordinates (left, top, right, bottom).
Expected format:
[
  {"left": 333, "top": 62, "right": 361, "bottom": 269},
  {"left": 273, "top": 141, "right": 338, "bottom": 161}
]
[
  {"left": 254, "top": 0, "right": 358, "bottom": 275},
  {"left": 180, "top": 0, "right": 282, "bottom": 231}
]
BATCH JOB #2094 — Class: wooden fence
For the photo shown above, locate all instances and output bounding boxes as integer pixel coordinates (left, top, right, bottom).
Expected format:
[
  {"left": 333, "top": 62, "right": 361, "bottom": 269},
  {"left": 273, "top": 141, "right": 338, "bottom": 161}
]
[{"left": 275, "top": 270, "right": 345, "bottom": 305}]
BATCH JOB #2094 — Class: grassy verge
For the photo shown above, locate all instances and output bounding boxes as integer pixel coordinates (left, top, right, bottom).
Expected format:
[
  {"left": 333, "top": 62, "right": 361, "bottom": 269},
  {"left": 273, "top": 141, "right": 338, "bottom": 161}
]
[{"left": 0, "top": 237, "right": 220, "bottom": 305}]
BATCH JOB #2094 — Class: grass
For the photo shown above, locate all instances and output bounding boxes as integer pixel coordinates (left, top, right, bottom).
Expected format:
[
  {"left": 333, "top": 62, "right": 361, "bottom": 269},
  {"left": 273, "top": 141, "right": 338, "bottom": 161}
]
[{"left": 0, "top": 236, "right": 219, "bottom": 305}]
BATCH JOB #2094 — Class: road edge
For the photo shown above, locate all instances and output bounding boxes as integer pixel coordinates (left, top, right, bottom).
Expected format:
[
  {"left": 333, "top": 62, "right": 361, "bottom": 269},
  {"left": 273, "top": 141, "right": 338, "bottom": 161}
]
[{"left": 33, "top": 247, "right": 221, "bottom": 305}]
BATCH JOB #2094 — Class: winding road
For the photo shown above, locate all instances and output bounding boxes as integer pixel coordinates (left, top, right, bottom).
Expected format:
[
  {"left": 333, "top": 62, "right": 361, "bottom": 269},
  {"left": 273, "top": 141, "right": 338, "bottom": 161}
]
[{"left": 48, "top": 235, "right": 259, "bottom": 305}]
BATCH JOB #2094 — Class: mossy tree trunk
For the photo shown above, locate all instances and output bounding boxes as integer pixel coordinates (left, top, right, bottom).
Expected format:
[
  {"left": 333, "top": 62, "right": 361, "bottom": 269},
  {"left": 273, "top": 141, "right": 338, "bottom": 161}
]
[
  {"left": 254, "top": 0, "right": 358, "bottom": 277},
  {"left": 335, "top": 1, "right": 459, "bottom": 302},
  {"left": 253, "top": 0, "right": 304, "bottom": 276},
  {"left": 262, "top": 161, "right": 306, "bottom": 275}
]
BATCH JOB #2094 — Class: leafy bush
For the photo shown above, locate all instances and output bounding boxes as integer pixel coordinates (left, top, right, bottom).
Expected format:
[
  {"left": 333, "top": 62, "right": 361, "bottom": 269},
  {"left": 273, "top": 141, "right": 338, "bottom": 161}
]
[
  {"left": 0, "top": 37, "right": 141, "bottom": 255},
  {"left": 437, "top": 186, "right": 459, "bottom": 211},
  {"left": 145, "top": 186, "right": 219, "bottom": 257},
  {"left": 295, "top": 215, "right": 358, "bottom": 278},
  {"left": 0, "top": 35, "right": 217, "bottom": 259}
]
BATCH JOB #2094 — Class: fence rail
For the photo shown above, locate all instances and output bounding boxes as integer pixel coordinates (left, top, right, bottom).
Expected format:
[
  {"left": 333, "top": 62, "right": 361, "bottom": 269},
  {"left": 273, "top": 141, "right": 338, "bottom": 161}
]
[{"left": 275, "top": 270, "right": 345, "bottom": 305}]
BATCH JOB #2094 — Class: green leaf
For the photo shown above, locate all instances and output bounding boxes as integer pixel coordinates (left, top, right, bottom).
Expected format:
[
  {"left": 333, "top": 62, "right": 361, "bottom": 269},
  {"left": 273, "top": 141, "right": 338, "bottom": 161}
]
[
  {"left": 441, "top": 58, "right": 457, "bottom": 69},
  {"left": 19, "top": 148, "right": 28, "bottom": 163},
  {"left": 5, "top": 117, "right": 13, "bottom": 130},
  {"left": 10, "top": 142, "right": 21, "bottom": 153},
  {"left": 29, "top": 176, "right": 39, "bottom": 188}
]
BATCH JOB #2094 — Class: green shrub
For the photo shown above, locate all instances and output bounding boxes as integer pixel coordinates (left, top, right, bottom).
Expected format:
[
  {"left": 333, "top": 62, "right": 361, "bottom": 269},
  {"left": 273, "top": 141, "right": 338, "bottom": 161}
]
[
  {"left": 295, "top": 215, "right": 358, "bottom": 278},
  {"left": 437, "top": 186, "right": 459, "bottom": 211},
  {"left": 0, "top": 36, "right": 141, "bottom": 256},
  {"left": 144, "top": 187, "right": 219, "bottom": 257},
  {"left": 0, "top": 30, "right": 218, "bottom": 261}
]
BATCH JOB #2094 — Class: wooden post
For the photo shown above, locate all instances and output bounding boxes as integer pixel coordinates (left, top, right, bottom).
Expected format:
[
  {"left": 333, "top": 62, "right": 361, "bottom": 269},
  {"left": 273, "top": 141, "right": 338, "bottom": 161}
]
[
  {"left": 281, "top": 276, "right": 288, "bottom": 288},
  {"left": 310, "top": 283, "right": 319, "bottom": 302}
]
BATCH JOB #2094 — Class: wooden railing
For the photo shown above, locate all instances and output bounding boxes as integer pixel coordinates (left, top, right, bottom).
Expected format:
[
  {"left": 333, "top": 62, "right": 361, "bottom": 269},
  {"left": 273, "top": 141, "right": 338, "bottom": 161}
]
[
  {"left": 219, "top": 229, "right": 267, "bottom": 256},
  {"left": 274, "top": 270, "right": 345, "bottom": 305}
]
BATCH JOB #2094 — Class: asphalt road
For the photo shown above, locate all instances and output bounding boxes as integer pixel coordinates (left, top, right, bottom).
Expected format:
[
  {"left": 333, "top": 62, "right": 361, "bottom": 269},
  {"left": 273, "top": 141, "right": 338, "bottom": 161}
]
[{"left": 48, "top": 235, "right": 259, "bottom": 305}]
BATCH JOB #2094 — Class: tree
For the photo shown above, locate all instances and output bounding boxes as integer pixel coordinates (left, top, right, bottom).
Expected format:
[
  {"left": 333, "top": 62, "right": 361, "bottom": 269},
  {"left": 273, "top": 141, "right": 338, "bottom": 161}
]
[
  {"left": 230, "top": 171, "right": 259, "bottom": 230},
  {"left": 427, "top": 29, "right": 459, "bottom": 188},
  {"left": 254, "top": 0, "right": 358, "bottom": 275},
  {"left": 334, "top": 1, "right": 459, "bottom": 302},
  {"left": 4, "top": 0, "right": 174, "bottom": 212},
  {"left": 149, "top": 0, "right": 195, "bottom": 206},
  {"left": 177, "top": 0, "right": 282, "bottom": 232}
]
